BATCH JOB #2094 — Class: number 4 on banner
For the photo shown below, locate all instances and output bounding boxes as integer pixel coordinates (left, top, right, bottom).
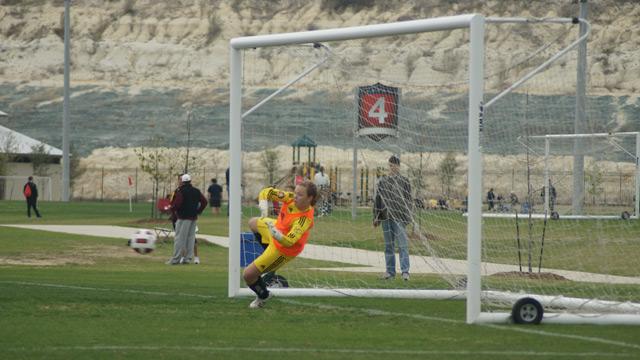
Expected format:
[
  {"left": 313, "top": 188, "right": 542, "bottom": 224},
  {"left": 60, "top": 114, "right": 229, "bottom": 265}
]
[{"left": 368, "top": 96, "right": 388, "bottom": 124}]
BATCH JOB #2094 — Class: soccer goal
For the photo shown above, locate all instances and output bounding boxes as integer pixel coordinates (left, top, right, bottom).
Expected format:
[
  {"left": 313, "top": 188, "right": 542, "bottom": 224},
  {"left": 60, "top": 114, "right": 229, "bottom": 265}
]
[
  {"left": 228, "top": 15, "right": 640, "bottom": 325},
  {"left": 526, "top": 132, "right": 639, "bottom": 219}
]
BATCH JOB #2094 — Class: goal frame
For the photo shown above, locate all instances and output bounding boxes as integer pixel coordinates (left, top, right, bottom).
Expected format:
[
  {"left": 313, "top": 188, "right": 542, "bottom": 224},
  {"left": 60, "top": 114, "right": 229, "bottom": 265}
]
[
  {"left": 229, "top": 14, "right": 484, "bottom": 324},
  {"left": 228, "top": 14, "right": 640, "bottom": 325},
  {"left": 530, "top": 132, "right": 640, "bottom": 219}
]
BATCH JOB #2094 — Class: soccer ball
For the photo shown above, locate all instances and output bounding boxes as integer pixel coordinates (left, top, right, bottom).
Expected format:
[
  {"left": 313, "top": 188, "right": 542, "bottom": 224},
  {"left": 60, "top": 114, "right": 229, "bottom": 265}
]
[{"left": 129, "top": 229, "right": 157, "bottom": 254}]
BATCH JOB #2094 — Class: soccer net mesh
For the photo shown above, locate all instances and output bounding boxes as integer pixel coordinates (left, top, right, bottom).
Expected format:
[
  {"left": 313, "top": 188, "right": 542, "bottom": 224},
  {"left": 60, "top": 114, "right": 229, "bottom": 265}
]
[{"left": 233, "top": 17, "right": 640, "bottom": 323}]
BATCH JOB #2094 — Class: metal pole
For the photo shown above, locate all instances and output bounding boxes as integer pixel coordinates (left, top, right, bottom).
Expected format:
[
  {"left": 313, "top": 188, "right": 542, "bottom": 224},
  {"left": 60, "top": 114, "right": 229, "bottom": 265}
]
[
  {"left": 228, "top": 47, "right": 243, "bottom": 297},
  {"left": 636, "top": 133, "right": 640, "bottom": 218},
  {"left": 544, "top": 137, "right": 550, "bottom": 214},
  {"left": 351, "top": 139, "right": 358, "bottom": 220},
  {"left": 61, "top": 0, "right": 71, "bottom": 202},
  {"left": 573, "top": 0, "right": 589, "bottom": 215},
  {"left": 466, "top": 15, "right": 485, "bottom": 324}
]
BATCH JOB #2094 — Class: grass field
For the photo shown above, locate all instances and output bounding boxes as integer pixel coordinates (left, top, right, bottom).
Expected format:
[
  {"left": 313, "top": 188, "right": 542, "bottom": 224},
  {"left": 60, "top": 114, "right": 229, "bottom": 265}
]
[{"left": 1, "top": 200, "right": 640, "bottom": 359}]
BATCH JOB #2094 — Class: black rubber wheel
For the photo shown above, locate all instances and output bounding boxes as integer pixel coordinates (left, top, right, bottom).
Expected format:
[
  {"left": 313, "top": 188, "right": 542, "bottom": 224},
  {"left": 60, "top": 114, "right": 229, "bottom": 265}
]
[
  {"left": 621, "top": 211, "right": 631, "bottom": 220},
  {"left": 550, "top": 211, "right": 560, "bottom": 220},
  {"left": 263, "top": 272, "right": 289, "bottom": 288},
  {"left": 512, "top": 297, "right": 543, "bottom": 325}
]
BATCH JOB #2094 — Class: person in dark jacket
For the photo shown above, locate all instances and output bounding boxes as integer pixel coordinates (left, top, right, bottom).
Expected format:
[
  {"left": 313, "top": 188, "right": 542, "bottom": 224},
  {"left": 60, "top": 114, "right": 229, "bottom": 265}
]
[
  {"left": 166, "top": 174, "right": 207, "bottom": 265},
  {"left": 23, "top": 176, "right": 41, "bottom": 218},
  {"left": 373, "top": 155, "right": 412, "bottom": 281}
]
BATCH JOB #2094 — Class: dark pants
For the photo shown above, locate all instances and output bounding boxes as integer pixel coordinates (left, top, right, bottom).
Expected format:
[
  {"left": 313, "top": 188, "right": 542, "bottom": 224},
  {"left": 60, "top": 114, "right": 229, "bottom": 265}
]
[{"left": 27, "top": 198, "right": 41, "bottom": 218}]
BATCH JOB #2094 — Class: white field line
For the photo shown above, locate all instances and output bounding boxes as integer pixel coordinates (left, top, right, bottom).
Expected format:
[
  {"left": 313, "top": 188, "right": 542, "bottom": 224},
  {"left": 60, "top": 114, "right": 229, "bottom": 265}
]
[
  {"left": 2, "top": 280, "right": 639, "bottom": 355},
  {"left": 4, "top": 224, "right": 640, "bottom": 285},
  {"left": 4, "top": 345, "right": 636, "bottom": 358}
]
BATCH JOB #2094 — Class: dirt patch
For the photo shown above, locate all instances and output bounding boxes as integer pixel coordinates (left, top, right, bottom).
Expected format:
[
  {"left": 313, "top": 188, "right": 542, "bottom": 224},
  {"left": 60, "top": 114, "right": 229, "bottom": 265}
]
[
  {"left": 490, "top": 271, "right": 569, "bottom": 281},
  {"left": 0, "top": 244, "right": 155, "bottom": 267}
]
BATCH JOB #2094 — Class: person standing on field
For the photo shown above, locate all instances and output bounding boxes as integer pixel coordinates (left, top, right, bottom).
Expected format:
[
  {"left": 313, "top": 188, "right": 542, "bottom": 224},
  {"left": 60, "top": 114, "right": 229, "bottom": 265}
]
[
  {"left": 207, "top": 178, "right": 223, "bottom": 215},
  {"left": 23, "top": 176, "right": 41, "bottom": 218},
  {"left": 487, "top": 188, "right": 496, "bottom": 211},
  {"left": 373, "top": 155, "right": 412, "bottom": 281},
  {"left": 166, "top": 174, "right": 207, "bottom": 265}
]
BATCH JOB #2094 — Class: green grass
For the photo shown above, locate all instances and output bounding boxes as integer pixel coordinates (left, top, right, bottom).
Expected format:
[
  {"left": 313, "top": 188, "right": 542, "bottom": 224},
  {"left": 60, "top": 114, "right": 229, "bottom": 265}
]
[{"left": 1, "top": 200, "right": 640, "bottom": 359}]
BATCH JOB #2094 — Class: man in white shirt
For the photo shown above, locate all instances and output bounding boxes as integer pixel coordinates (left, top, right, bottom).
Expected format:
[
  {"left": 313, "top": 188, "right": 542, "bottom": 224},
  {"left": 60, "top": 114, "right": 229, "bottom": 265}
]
[{"left": 313, "top": 166, "right": 331, "bottom": 216}]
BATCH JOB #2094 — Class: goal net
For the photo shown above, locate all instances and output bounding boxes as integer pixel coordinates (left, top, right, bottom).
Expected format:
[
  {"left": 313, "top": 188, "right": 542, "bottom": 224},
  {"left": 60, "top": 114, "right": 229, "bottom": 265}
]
[{"left": 228, "top": 15, "right": 640, "bottom": 325}]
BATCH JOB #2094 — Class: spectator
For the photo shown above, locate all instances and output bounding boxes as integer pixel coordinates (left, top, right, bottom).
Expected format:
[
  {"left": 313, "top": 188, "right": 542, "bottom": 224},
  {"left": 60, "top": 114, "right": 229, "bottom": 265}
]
[
  {"left": 23, "top": 176, "right": 41, "bottom": 218},
  {"left": 168, "top": 174, "right": 200, "bottom": 264},
  {"left": 541, "top": 180, "right": 557, "bottom": 211},
  {"left": 487, "top": 188, "right": 496, "bottom": 211},
  {"left": 313, "top": 166, "right": 331, "bottom": 216},
  {"left": 207, "top": 178, "right": 223, "bottom": 215},
  {"left": 166, "top": 174, "right": 207, "bottom": 265},
  {"left": 509, "top": 192, "right": 519, "bottom": 208},
  {"left": 373, "top": 155, "right": 412, "bottom": 281}
]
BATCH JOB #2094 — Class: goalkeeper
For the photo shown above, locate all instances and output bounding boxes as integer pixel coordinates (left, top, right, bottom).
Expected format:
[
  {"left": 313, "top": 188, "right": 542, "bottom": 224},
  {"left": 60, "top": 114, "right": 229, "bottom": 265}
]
[{"left": 243, "top": 180, "right": 318, "bottom": 309}]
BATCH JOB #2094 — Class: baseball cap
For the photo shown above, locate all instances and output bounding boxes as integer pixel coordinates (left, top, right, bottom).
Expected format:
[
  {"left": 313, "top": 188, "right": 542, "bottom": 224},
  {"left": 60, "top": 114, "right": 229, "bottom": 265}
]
[
  {"left": 388, "top": 155, "right": 400, "bottom": 165},
  {"left": 181, "top": 174, "right": 192, "bottom": 182}
]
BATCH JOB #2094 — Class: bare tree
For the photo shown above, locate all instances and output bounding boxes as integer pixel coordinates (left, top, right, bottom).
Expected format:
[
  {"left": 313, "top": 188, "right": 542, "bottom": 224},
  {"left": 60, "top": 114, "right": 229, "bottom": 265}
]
[
  {"left": 439, "top": 152, "right": 458, "bottom": 196},
  {"left": 0, "top": 132, "right": 17, "bottom": 176},
  {"left": 30, "top": 143, "right": 50, "bottom": 176},
  {"left": 261, "top": 148, "right": 280, "bottom": 185}
]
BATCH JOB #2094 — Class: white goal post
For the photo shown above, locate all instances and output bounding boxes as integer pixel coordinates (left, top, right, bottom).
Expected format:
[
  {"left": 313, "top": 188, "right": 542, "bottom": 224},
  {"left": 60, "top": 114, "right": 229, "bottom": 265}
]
[
  {"left": 229, "top": 14, "right": 485, "bottom": 324},
  {"left": 228, "top": 14, "right": 640, "bottom": 325}
]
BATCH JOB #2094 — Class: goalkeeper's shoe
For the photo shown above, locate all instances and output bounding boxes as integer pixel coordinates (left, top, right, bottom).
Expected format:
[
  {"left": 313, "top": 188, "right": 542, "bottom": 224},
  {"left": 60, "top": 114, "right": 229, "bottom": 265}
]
[{"left": 249, "top": 292, "right": 273, "bottom": 309}]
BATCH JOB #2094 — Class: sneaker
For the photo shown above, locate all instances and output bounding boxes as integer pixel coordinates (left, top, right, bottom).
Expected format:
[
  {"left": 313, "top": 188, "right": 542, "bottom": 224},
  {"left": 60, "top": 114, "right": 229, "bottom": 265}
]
[
  {"left": 194, "top": 257, "right": 200, "bottom": 264},
  {"left": 249, "top": 292, "right": 273, "bottom": 309},
  {"left": 402, "top": 272, "right": 410, "bottom": 281},
  {"left": 165, "top": 259, "right": 180, "bottom": 265},
  {"left": 381, "top": 272, "right": 395, "bottom": 280}
]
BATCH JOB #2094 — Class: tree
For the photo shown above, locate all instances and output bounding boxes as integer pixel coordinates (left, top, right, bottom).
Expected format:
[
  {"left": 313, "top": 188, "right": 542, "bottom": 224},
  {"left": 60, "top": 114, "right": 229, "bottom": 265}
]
[
  {"left": 30, "top": 143, "right": 50, "bottom": 176},
  {"left": 439, "top": 152, "right": 458, "bottom": 196},
  {"left": 135, "top": 135, "right": 176, "bottom": 218},
  {"left": 261, "top": 148, "right": 280, "bottom": 185},
  {"left": 0, "top": 132, "right": 17, "bottom": 176},
  {"left": 69, "top": 143, "right": 85, "bottom": 196},
  {"left": 585, "top": 162, "right": 604, "bottom": 205}
]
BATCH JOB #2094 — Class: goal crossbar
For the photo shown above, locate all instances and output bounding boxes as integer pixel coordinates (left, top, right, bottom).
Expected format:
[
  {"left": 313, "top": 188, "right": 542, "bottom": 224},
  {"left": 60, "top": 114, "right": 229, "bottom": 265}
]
[
  {"left": 228, "top": 13, "right": 486, "bottom": 325},
  {"left": 227, "top": 14, "right": 633, "bottom": 325}
]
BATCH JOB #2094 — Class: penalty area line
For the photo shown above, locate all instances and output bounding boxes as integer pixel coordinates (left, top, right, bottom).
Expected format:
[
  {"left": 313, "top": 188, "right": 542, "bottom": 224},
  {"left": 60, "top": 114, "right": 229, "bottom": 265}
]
[
  {"left": 0, "top": 280, "right": 217, "bottom": 299},
  {"left": 3, "top": 345, "right": 637, "bottom": 358}
]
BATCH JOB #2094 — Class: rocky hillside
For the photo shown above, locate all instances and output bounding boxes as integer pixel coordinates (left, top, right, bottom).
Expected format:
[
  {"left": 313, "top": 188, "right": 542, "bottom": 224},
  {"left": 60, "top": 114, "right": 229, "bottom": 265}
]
[
  {"left": 0, "top": 0, "right": 638, "bottom": 96},
  {"left": 0, "top": 0, "right": 639, "bottom": 155}
]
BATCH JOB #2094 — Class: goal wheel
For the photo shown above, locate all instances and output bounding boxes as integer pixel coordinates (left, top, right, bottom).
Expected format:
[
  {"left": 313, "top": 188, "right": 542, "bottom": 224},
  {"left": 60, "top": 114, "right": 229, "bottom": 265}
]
[
  {"left": 262, "top": 272, "right": 289, "bottom": 288},
  {"left": 550, "top": 211, "right": 560, "bottom": 220},
  {"left": 621, "top": 211, "right": 631, "bottom": 220},
  {"left": 511, "top": 297, "right": 543, "bottom": 325}
]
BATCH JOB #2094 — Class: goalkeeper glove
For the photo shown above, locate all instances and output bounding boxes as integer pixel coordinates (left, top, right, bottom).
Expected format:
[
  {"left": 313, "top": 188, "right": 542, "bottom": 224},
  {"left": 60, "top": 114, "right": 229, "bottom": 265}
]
[
  {"left": 266, "top": 221, "right": 283, "bottom": 241},
  {"left": 258, "top": 200, "right": 269, "bottom": 217}
]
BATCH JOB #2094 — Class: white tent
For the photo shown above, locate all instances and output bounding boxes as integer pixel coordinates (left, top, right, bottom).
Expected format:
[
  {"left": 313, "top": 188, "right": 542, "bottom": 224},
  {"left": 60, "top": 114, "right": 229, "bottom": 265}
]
[{"left": 0, "top": 124, "right": 62, "bottom": 156}]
